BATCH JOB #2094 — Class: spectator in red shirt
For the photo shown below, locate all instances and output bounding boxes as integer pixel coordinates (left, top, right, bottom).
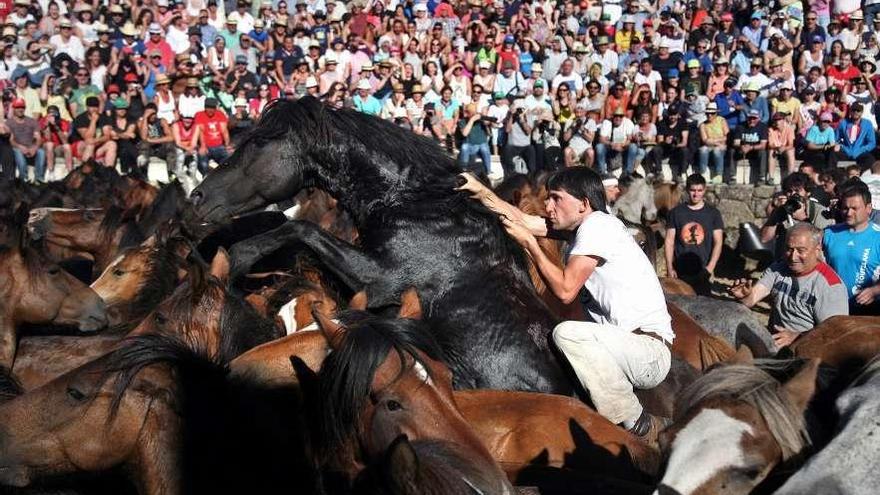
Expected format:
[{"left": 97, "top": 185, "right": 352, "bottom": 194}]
[
  {"left": 826, "top": 52, "right": 861, "bottom": 94},
  {"left": 194, "top": 97, "right": 231, "bottom": 175},
  {"left": 39, "top": 105, "right": 72, "bottom": 175}
]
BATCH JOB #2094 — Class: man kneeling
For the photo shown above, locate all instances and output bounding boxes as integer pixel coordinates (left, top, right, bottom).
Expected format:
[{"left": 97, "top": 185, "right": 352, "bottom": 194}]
[{"left": 458, "top": 168, "right": 673, "bottom": 443}]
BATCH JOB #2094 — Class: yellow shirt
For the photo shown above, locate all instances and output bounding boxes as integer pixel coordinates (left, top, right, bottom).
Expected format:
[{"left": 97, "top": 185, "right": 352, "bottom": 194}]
[
  {"left": 614, "top": 31, "right": 640, "bottom": 53},
  {"left": 771, "top": 97, "right": 801, "bottom": 119}
]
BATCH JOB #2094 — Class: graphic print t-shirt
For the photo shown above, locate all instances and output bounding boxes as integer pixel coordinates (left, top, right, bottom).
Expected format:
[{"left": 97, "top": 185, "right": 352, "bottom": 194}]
[{"left": 667, "top": 203, "right": 724, "bottom": 275}]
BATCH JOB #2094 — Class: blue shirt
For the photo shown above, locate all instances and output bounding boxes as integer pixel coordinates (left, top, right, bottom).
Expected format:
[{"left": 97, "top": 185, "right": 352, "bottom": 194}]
[
  {"left": 805, "top": 125, "right": 836, "bottom": 146},
  {"left": 823, "top": 223, "right": 880, "bottom": 303},
  {"left": 353, "top": 95, "right": 382, "bottom": 116}
]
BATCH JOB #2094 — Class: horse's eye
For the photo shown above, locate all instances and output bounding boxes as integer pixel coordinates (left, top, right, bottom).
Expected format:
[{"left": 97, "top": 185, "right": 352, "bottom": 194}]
[
  {"left": 154, "top": 312, "right": 168, "bottom": 325},
  {"left": 48, "top": 267, "right": 61, "bottom": 275},
  {"left": 67, "top": 386, "right": 86, "bottom": 402},
  {"left": 386, "top": 400, "right": 403, "bottom": 411},
  {"left": 113, "top": 268, "right": 125, "bottom": 277}
]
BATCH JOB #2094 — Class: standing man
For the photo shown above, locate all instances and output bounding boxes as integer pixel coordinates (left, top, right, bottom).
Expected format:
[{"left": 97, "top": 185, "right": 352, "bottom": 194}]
[
  {"left": 458, "top": 168, "right": 673, "bottom": 444},
  {"left": 665, "top": 174, "right": 724, "bottom": 295},
  {"left": 823, "top": 182, "right": 880, "bottom": 314},
  {"left": 732, "top": 223, "right": 849, "bottom": 348}
]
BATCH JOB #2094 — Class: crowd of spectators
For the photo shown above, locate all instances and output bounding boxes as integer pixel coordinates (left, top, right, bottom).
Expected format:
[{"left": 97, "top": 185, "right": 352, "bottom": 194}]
[{"left": 0, "top": 0, "right": 879, "bottom": 184}]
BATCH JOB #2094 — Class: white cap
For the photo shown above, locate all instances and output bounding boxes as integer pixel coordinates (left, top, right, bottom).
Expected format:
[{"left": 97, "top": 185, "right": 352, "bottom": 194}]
[
  {"left": 234, "top": 97, "right": 248, "bottom": 107},
  {"left": 157, "top": 0, "right": 169, "bottom": 6},
  {"left": 659, "top": 39, "right": 671, "bottom": 48},
  {"left": 148, "top": 22, "right": 162, "bottom": 34},
  {"left": 414, "top": 3, "right": 427, "bottom": 11},
  {"left": 306, "top": 76, "right": 318, "bottom": 88},
  {"left": 324, "top": 53, "right": 337, "bottom": 64},
  {"left": 356, "top": 79, "right": 372, "bottom": 90}
]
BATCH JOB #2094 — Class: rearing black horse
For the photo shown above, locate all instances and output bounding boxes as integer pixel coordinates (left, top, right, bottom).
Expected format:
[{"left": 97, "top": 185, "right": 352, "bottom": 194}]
[{"left": 184, "top": 96, "right": 570, "bottom": 393}]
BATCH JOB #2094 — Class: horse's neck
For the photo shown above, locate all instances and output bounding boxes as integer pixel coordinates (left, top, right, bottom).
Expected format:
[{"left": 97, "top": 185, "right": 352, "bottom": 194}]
[
  {"left": 131, "top": 394, "right": 182, "bottom": 495},
  {"left": 0, "top": 313, "right": 16, "bottom": 370}
]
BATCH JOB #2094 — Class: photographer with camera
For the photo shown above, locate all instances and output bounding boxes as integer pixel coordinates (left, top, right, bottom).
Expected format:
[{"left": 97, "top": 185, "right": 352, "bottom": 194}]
[
  {"left": 562, "top": 104, "right": 598, "bottom": 167},
  {"left": 40, "top": 106, "right": 72, "bottom": 176},
  {"left": 760, "top": 171, "right": 833, "bottom": 261},
  {"left": 502, "top": 101, "right": 537, "bottom": 176},
  {"left": 456, "top": 103, "right": 492, "bottom": 175}
]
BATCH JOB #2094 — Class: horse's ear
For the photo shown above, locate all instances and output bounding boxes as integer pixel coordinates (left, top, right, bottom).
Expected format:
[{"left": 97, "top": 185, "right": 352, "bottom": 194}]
[
  {"left": 398, "top": 288, "right": 422, "bottom": 320},
  {"left": 210, "top": 247, "right": 231, "bottom": 284},
  {"left": 729, "top": 345, "right": 754, "bottom": 365},
  {"left": 349, "top": 290, "right": 368, "bottom": 310},
  {"left": 289, "top": 355, "right": 319, "bottom": 397},
  {"left": 142, "top": 234, "right": 158, "bottom": 248},
  {"left": 783, "top": 359, "right": 820, "bottom": 413},
  {"left": 385, "top": 434, "right": 419, "bottom": 492},
  {"left": 311, "top": 301, "right": 345, "bottom": 349}
]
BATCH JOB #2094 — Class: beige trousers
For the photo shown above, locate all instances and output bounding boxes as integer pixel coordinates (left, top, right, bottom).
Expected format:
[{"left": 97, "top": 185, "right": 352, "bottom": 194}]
[{"left": 552, "top": 321, "right": 671, "bottom": 424}]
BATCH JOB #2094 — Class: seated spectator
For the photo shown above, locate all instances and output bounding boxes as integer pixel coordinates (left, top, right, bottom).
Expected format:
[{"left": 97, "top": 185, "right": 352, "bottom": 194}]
[
  {"left": 194, "top": 98, "right": 231, "bottom": 175},
  {"left": 7, "top": 98, "right": 45, "bottom": 183},
  {"left": 801, "top": 112, "right": 840, "bottom": 171},
  {"left": 595, "top": 108, "right": 636, "bottom": 175},
  {"left": 562, "top": 105, "right": 598, "bottom": 167},
  {"left": 767, "top": 112, "right": 795, "bottom": 184},
  {"left": 650, "top": 106, "right": 691, "bottom": 181},
  {"left": 823, "top": 181, "right": 880, "bottom": 314},
  {"left": 732, "top": 223, "right": 848, "bottom": 347},
  {"left": 698, "top": 102, "right": 728, "bottom": 183},
  {"left": 39, "top": 105, "right": 73, "bottom": 177},
  {"left": 836, "top": 103, "right": 877, "bottom": 170},
  {"left": 71, "top": 97, "right": 117, "bottom": 167},
  {"left": 137, "top": 104, "right": 176, "bottom": 176},
  {"left": 456, "top": 103, "right": 491, "bottom": 175},
  {"left": 353, "top": 79, "right": 381, "bottom": 116},
  {"left": 731, "top": 109, "right": 769, "bottom": 185},
  {"left": 629, "top": 111, "right": 658, "bottom": 175}
]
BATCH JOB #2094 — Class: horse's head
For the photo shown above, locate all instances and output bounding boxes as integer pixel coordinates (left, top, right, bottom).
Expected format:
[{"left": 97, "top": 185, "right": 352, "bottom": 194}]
[
  {"left": 129, "top": 249, "right": 281, "bottom": 362},
  {"left": 655, "top": 352, "right": 820, "bottom": 495},
  {"left": 185, "top": 98, "right": 331, "bottom": 238},
  {"left": 91, "top": 235, "right": 189, "bottom": 327},
  {"left": 0, "top": 344, "right": 177, "bottom": 488},
  {"left": 317, "top": 290, "right": 513, "bottom": 494}
]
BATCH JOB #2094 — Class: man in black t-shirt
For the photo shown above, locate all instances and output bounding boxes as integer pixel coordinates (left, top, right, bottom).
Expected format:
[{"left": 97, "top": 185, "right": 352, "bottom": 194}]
[
  {"left": 649, "top": 106, "right": 691, "bottom": 180},
  {"left": 71, "top": 97, "right": 117, "bottom": 167},
  {"left": 731, "top": 109, "right": 769, "bottom": 185},
  {"left": 665, "top": 174, "right": 724, "bottom": 294}
]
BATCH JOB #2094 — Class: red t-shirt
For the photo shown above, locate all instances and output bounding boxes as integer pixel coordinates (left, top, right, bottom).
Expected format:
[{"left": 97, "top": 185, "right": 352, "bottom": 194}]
[
  {"left": 194, "top": 110, "right": 228, "bottom": 148},
  {"left": 39, "top": 117, "right": 71, "bottom": 146}
]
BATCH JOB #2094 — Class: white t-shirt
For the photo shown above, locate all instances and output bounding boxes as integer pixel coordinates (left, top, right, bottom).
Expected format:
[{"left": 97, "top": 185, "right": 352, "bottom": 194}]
[
  {"left": 634, "top": 70, "right": 662, "bottom": 98},
  {"left": 599, "top": 118, "right": 636, "bottom": 144},
  {"left": 568, "top": 211, "right": 673, "bottom": 340}
]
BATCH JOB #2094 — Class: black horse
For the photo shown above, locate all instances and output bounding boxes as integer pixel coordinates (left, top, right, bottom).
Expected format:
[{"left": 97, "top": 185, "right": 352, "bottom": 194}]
[{"left": 184, "top": 96, "right": 570, "bottom": 394}]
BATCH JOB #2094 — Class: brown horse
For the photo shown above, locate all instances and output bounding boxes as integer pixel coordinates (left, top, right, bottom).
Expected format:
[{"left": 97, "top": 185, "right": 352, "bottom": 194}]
[
  {"left": 0, "top": 218, "right": 107, "bottom": 369},
  {"left": 232, "top": 293, "right": 660, "bottom": 484},
  {"left": 660, "top": 277, "right": 697, "bottom": 296},
  {"left": 656, "top": 349, "right": 820, "bottom": 495},
  {"left": 293, "top": 188, "right": 359, "bottom": 243},
  {"left": 0, "top": 252, "right": 299, "bottom": 494},
  {"left": 788, "top": 315, "right": 880, "bottom": 373},
  {"left": 667, "top": 302, "right": 737, "bottom": 372},
  {"left": 312, "top": 302, "right": 515, "bottom": 494},
  {"left": 28, "top": 206, "right": 146, "bottom": 279}
]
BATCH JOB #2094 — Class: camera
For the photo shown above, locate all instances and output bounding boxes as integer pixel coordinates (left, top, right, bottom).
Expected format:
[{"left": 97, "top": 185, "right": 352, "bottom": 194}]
[
  {"left": 479, "top": 115, "right": 498, "bottom": 123},
  {"left": 783, "top": 194, "right": 803, "bottom": 215},
  {"left": 513, "top": 107, "right": 524, "bottom": 118}
]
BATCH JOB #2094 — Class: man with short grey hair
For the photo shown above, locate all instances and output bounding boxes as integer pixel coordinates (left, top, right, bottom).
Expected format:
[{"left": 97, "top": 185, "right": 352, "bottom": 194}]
[{"left": 731, "top": 222, "right": 849, "bottom": 348}]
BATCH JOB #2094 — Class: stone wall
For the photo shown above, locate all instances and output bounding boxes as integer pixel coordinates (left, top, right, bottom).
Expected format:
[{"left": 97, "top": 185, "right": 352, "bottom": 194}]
[{"left": 703, "top": 184, "right": 779, "bottom": 248}]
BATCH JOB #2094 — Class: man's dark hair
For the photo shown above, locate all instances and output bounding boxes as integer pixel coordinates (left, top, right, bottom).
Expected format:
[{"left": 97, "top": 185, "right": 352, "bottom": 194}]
[
  {"left": 685, "top": 173, "right": 706, "bottom": 188},
  {"left": 782, "top": 171, "right": 810, "bottom": 193},
  {"left": 838, "top": 178, "right": 872, "bottom": 206},
  {"left": 546, "top": 167, "right": 608, "bottom": 213}
]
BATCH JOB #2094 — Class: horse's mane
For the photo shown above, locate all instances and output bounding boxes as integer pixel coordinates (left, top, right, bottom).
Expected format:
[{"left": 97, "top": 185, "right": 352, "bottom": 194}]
[
  {"left": 854, "top": 355, "right": 880, "bottom": 386},
  {"left": 100, "top": 205, "right": 146, "bottom": 249},
  {"left": 319, "top": 313, "right": 446, "bottom": 458},
  {"left": 354, "top": 438, "right": 497, "bottom": 495},
  {"left": 138, "top": 180, "right": 187, "bottom": 237},
  {"left": 678, "top": 360, "right": 810, "bottom": 461}
]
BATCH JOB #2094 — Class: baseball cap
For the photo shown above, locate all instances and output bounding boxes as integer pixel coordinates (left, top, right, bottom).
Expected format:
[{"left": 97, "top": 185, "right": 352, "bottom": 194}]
[
  {"left": 356, "top": 79, "right": 372, "bottom": 90},
  {"left": 11, "top": 98, "right": 25, "bottom": 109},
  {"left": 533, "top": 80, "right": 545, "bottom": 88},
  {"left": 812, "top": 34, "right": 825, "bottom": 43},
  {"left": 205, "top": 97, "right": 218, "bottom": 108},
  {"left": 107, "top": 84, "right": 121, "bottom": 94},
  {"left": 149, "top": 22, "right": 163, "bottom": 34},
  {"left": 113, "top": 98, "right": 129, "bottom": 109},
  {"left": 86, "top": 96, "right": 100, "bottom": 107},
  {"left": 668, "top": 68, "right": 680, "bottom": 78},
  {"left": 235, "top": 54, "right": 247, "bottom": 64},
  {"left": 747, "top": 109, "right": 760, "bottom": 118},
  {"left": 686, "top": 59, "right": 700, "bottom": 69},
  {"left": 819, "top": 112, "right": 833, "bottom": 121},
  {"left": 771, "top": 112, "right": 785, "bottom": 120}
]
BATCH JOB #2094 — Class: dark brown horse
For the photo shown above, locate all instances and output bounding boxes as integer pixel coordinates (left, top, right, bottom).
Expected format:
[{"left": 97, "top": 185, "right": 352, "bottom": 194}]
[
  {"left": 788, "top": 315, "right": 880, "bottom": 374},
  {"left": 0, "top": 214, "right": 107, "bottom": 369}
]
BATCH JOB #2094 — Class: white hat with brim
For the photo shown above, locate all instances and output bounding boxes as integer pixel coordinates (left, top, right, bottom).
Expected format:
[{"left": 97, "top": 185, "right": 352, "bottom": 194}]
[{"left": 356, "top": 79, "right": 372, "bottom": 90}]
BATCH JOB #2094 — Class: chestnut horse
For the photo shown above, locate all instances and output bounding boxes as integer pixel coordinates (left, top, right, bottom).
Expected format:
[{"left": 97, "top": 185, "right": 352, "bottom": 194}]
[
  {"left": 0, "top": 253, "right": 296, "bottom": 494},
  {"left": 0, "top": 214, "right": 107, "bottom": 369},
  {"left": 312, "top": 307, "right": 514, "bottom": 494},
  {"left": 28, "top": 206, "right": 146, "bottom": 279},
  {"left": 232, "top": 293, "right": 660, "bottom": 486},
  {"left": 656, "top": 349, "right": 820, "bottom": 495},
  {"left": 788, "top": 315, "right": 880, "bottom": 374}
]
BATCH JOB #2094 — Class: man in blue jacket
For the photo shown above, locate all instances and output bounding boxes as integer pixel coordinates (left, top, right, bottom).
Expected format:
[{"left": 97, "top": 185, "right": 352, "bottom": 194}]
[{"left": 837, "top": 103, "right": 877, "bottom": 170}]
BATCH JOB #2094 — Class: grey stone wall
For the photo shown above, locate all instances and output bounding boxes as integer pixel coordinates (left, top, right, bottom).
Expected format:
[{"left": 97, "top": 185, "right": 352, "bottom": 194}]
[{"left": 702, "top": 185, "right": 780, "bottom": 248}]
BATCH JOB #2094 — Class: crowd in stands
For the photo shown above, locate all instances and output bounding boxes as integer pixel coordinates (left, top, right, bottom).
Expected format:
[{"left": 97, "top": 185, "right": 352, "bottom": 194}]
[{"left": 0, "top": 0, "right": 879, "bottom": 184}]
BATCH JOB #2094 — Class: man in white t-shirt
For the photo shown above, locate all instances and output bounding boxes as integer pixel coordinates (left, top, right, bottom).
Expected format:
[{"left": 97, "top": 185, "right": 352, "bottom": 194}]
[
  {"left": 595, "top": 108, "right": 637, "bottom": 174},
  {"left": 550, "top": 58, "right": 585, "bottom": 99},
  {"left": 457, "top": 167, "right": 674, "bottom": 445}
]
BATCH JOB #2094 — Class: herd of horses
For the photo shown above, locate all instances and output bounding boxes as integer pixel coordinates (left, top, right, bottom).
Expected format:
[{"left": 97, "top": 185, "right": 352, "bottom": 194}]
[{"left": 1, "top": 96, "right": 878, "bottom": 495}]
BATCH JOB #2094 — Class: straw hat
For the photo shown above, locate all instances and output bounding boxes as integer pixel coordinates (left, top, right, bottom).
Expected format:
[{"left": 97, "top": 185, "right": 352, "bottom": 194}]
[
  {"left": 154, "top": 74, "right": 171, "bottom": 86},
  {"left": 120, "top": 22, "right": 138, "bottom": 37}
]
